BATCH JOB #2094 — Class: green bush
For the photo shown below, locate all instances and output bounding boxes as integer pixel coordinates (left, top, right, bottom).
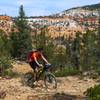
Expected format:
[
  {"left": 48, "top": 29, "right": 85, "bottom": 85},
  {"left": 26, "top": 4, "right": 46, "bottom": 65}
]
[
  {"left": 96, "top": 68, "right": 100, "bottom": 75},
  {"left": 54, "top": 67, "right": 80, "bottom": 77},
  {"left": 0, "top": 57, "right": 12, "bottom": 76},
  {"left": 0, "top": 57, "right": 11, "bottom": 69},
  {"left": 85, "top": 84, "right": 100, "bottom": 100},
  {"left": 4, "top": 69, "right": 19, "bottom": 78}
]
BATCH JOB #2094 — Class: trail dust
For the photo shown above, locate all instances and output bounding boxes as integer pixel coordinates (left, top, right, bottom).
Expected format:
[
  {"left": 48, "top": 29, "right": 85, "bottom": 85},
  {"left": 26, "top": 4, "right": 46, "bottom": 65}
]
[{"left": 0, "top": 61, "right": 99, "bottom": 100}]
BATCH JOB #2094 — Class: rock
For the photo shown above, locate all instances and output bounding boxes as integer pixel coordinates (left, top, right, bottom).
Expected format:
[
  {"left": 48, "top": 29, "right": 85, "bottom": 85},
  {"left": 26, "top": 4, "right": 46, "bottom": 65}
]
[
  {"left": 0, "top": 90, "right": 6, "bottom": 99},
  {"left": 16, "top": 95, "right": 21, "bottom": 100},
  {"left": 0, "top": 77, "right": 2, "bottom": 80},
  {"left": 27, "top": 95, "right": 39, "bottom": 100}
]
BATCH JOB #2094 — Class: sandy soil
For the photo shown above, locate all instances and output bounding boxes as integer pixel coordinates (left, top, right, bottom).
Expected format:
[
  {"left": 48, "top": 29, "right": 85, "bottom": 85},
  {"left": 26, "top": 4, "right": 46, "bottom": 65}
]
[{"left": 0, "top": 61, "right": 99, "bottom": 100}]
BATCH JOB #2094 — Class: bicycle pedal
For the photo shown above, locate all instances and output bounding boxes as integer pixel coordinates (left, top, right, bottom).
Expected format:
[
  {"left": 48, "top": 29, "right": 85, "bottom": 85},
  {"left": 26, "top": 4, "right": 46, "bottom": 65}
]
[{"left": 31, "top": 84, "right": 35, "bottom": 88}]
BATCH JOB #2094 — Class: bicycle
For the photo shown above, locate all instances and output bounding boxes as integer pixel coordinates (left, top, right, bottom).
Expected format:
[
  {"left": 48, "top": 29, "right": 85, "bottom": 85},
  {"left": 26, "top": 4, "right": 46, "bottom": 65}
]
[{"left": 22, "top": 64, "right": 57, "bottom": 89}]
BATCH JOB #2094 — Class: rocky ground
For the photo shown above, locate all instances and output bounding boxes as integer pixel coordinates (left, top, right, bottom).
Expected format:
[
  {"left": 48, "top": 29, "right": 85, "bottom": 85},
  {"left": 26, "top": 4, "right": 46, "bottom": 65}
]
[{"left": 0, "top": 61, "right": 99, "bottom": 100}]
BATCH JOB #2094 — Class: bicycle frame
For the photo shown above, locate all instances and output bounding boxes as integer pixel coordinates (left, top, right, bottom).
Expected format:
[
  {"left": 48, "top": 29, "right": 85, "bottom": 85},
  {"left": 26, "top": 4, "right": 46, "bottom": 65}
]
[{"left": 36, "top": 64, "right": 51, "bottom": 81}]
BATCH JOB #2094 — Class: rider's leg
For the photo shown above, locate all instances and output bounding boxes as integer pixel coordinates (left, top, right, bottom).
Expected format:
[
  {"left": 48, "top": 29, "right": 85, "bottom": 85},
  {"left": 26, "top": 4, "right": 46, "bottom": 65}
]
[
  {"left": 29, "top": 61, "right": 40, "bottom": 83},
  {"left": 29, "top": 61, "right": 37, "bottom": 81},
  {"left": 35, "top": 67, "right": 39, "bottom": 81}
]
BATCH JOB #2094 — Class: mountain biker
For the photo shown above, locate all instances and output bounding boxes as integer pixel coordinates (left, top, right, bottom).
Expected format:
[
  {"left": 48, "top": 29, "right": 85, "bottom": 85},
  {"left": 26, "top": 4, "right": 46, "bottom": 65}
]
[{"left": 27, "top": 47, "right": 50, "bottom": 83}]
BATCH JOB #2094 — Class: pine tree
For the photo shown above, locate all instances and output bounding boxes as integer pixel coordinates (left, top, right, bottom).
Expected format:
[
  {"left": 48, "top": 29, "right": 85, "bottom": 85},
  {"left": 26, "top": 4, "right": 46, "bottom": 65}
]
[
  {"left": 63, "top": 36, "right": 73, "bottom": 66},
  {"left": 95, "top": 11, "right": 100, "bottom": 67},
  {"left": 54, "top": 46, "right": 66, "bottom": 68},
  {"left": 10, "top": 5, "right": 32, "bottom": 60},
  {"left": 82, "top": 30, "right": 96, "bottom": 70},
  {"left": 0, "top": 31, "right": 11, "bottom": 76},
  {"left": 71, "top": 32, "right": 81, "bottom": 70}
]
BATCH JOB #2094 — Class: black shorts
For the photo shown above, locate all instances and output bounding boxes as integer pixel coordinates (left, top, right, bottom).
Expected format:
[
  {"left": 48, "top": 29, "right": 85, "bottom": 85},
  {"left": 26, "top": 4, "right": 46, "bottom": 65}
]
[{"left": 29, "top": 61, "right": 39, "bottom": 70}]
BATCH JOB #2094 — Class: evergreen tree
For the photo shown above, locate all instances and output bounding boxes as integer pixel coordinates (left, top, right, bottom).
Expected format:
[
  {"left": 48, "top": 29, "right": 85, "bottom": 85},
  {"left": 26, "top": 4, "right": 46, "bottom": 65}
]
[
  {"left": 82, "top": 30, "right": 96, "bottom": 70},
  {"left": 63, "top": 36, "right": 73, "bottom": 66},
  {"left": 0, "top": 31, "right": 11, "bottom": 76},
  {"left": 71, "top": 32, "right": 81, "bottom": 70},
  {"left": 61, "top": 36, "right": 78, "bottom": 68},
  {"left": 94, "top": 11, "right": 100, "bottom": 67},
  {"left": 10, "top": 5, "right": 32, "bottom": 60},
  {"left": 54, "top": 46, "right": 66, "bottom": 67}
]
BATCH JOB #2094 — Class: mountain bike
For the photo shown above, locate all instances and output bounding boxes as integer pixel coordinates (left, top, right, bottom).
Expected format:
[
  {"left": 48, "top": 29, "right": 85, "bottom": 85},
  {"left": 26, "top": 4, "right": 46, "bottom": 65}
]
[{"left": 22, "top": 64, "right": 57, "bottom": 89}]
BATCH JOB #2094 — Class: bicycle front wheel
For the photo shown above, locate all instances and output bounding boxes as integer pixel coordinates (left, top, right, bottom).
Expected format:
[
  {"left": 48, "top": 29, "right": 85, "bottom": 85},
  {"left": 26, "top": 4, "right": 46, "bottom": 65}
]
[{"left": 44, "top": 72, "right": 57, "bottom": 89}]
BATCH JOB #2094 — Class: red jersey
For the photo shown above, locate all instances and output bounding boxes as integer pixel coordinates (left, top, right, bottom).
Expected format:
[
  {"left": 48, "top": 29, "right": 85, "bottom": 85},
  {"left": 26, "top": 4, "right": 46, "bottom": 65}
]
[{"left": 28, "top": 51, "right": 42, "bottom": 62}]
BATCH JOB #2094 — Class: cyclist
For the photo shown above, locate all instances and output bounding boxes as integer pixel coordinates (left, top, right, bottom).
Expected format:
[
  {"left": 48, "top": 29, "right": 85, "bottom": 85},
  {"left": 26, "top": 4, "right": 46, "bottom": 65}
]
[{"left": 27, "top": 47, "right": 50, "bottom": 84}]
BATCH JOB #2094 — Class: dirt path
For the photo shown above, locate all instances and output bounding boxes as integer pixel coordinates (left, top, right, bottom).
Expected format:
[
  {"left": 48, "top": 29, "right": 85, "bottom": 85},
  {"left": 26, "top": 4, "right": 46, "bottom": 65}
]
[{"left": 0, "top": 61, "right": 99, "bottom": 100}]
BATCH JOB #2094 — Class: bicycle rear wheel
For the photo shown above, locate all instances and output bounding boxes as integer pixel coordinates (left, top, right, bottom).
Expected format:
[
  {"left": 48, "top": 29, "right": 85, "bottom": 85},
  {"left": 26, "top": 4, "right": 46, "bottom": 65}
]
[
  {"left": 22, "top": 72, "right": 34, "bottom": 87},
  {"left": 44, "top": 72, "right": 57, "bottom": 89}
]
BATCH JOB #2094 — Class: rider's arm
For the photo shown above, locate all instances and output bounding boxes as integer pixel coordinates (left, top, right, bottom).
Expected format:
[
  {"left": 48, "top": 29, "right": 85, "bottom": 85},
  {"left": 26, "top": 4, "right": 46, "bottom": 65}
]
[
  {"left": 34, "top": 57, "right": 40, "bottom": 66},
  {"left": 41, "top": 54, "right": 49, "bottom": 64},
  {"left": 33, "top": 53, "right": 40, "bottom": 66}
]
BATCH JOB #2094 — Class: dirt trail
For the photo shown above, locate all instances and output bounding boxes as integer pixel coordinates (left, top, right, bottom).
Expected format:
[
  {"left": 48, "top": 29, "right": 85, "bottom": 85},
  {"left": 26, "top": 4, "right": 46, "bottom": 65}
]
[{"left": 0, "top": 61, "right": 99, "bottom": 100}]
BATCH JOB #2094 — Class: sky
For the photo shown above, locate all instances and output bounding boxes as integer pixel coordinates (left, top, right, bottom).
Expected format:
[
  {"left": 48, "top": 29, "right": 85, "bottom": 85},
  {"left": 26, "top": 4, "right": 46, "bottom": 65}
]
[{"left": 0, "top": 0, "right": 100, "bottom": 17}]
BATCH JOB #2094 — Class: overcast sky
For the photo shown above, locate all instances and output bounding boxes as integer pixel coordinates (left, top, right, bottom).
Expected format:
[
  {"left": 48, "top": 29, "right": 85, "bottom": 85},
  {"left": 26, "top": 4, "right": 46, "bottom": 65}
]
[{"left": 0, "top": 0, "right": 100, "bottom": 17}]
